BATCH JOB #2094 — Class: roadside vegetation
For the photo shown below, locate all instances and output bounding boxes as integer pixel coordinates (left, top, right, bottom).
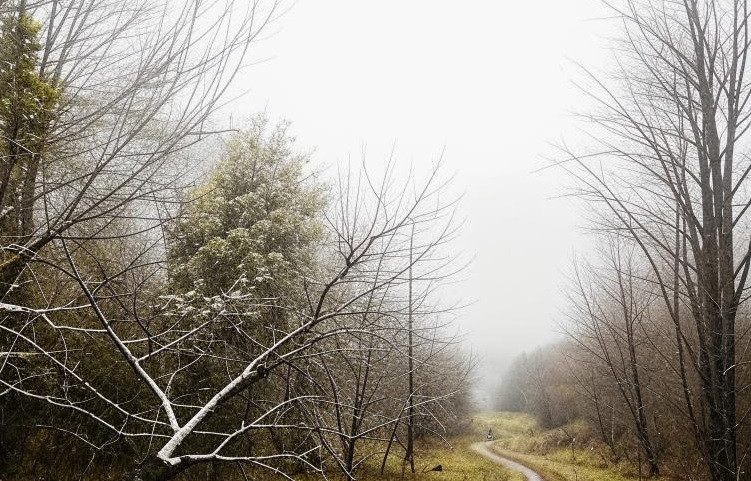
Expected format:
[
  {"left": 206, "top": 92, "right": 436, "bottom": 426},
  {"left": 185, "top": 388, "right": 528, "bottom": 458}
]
[
  {"left": 479, "top": 412, "right": 667, "bottom": 481},
  {"left": 519, "top": 0, "right": 751, "bottom": 479},
  {"left": 356, "top": 419, "right": 524, "bottom": 481},
  {"left": 286, "top": 418, "right": 523, "bottom": 481}
]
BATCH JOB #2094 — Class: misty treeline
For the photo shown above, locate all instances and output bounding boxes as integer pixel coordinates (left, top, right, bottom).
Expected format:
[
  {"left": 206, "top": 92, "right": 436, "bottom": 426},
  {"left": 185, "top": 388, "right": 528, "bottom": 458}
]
[
  {"left": 0, "top": 1, "right": 472, "bottom": 480},
  {"left": 497, "top": 0, "right": 751, "bottom": 480}
]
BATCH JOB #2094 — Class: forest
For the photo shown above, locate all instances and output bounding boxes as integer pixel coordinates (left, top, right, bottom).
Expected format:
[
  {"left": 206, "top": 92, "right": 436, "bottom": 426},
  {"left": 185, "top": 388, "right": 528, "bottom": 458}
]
[
  {"left": 495, "top": 1, "right": 751, "bottom": 480},
  {"left": 4, "top": 1, "right": 751, "bottom": 481},
  {"left": 0, "top": 1, "right": 471, "bottom": 480}
]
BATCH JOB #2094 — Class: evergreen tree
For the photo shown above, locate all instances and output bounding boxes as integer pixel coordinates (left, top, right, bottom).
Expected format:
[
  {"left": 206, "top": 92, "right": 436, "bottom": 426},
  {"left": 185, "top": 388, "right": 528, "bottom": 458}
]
[
  {"left": 168, "top": 117, "right": 325, "bottom": 301},
  {"left": 0, "top": 2, "right": 59, "bottom": 289},
  {"left": 0, "top": 4, "right": 60, "bottom": 474}
]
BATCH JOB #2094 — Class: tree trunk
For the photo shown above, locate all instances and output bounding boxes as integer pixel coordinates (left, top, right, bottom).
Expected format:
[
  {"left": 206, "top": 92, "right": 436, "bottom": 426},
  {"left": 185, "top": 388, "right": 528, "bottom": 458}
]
[{"left": 404, "top": 226, "right": 415, "bottom": 474}]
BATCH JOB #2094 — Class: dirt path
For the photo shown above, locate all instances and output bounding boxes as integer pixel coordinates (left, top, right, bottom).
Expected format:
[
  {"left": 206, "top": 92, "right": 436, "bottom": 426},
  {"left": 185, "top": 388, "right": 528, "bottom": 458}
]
[{"left": 470, "top": 442, "right": 544, "bottom": 481}]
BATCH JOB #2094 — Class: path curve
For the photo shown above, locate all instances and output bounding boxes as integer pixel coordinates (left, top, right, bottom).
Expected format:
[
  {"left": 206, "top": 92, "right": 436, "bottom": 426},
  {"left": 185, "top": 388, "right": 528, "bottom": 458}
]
[{"left": 470, "top": 442, "right": 544, "bottom": 481}]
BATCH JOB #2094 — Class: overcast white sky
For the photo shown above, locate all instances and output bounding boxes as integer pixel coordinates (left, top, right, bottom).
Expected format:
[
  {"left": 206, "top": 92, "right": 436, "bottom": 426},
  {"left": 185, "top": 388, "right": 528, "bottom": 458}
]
[{"left": 227, "top": 0, "right": 614, "bottom": 398}]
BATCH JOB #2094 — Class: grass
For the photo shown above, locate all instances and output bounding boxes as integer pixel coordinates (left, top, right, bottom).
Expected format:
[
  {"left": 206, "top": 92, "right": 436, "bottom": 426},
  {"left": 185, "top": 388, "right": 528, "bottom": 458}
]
[
  {"left": 354, "top": 433, "right": 526, "bottom": 481},
  {"left": 244, "top": 411, "right": 675, "bottom": 480},
  {"left": 476, "top": 411, "right": 670, "bottom": 481},
  {"left": 287, "top": 418, "right": 524, "bottom": 481}
]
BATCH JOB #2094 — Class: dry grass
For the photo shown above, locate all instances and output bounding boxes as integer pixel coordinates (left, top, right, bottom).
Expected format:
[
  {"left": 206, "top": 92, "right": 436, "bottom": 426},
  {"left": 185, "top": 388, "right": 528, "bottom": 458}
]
[
  {"left": 277, "top": 417, "right": 523, "bottom": 481},
  {"left": 352, "top": 433, "right": 525, "bottom": 481},
  {"left": 229, "top": 411, "right": 677, "bottom": 480},
  {"left": 477, "top": 411, "right": 672, "bottom": 481}
]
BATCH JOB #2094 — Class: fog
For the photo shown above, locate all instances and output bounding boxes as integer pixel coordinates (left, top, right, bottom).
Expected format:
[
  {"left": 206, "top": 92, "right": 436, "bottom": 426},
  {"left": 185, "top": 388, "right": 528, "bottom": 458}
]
[
  {"left": 222, "top": 0, "right": 614, "bottom": 401},
  {"left": 7, "top": 1, "right": 751, "bottom": 478}
]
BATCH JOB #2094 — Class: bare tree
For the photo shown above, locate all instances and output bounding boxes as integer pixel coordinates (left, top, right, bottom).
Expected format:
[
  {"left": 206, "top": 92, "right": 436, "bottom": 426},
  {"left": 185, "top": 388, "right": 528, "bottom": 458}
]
[
  {"left": 0, "top": 0, "right": 280, "bottom": 296},
  {"left": 558, "top": 1, "right": 751, "bottom": 478},
  {"left": 0, "top": 3, "right": 471, "bottom": 479},
  {"left": 0, "top": 156, "right": 459, "bottom": 480},
  {"left": 565, "top": 238, "right": 660, "bottom": 476},
  {"left": 404, "top": 222, "right": 416, "bottom": 475}
]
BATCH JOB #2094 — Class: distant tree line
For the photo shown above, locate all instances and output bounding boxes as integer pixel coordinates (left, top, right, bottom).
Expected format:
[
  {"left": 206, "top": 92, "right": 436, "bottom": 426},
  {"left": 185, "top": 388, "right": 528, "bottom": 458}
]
[{"left": 0, "top": 2, "right": 471, "bottom": 480}]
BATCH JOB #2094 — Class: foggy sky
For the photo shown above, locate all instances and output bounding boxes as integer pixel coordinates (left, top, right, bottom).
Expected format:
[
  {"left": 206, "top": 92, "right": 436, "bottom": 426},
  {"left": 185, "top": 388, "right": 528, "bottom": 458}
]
[{"left": 224, "top": 0, "right": 613, "bottom": 399}]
